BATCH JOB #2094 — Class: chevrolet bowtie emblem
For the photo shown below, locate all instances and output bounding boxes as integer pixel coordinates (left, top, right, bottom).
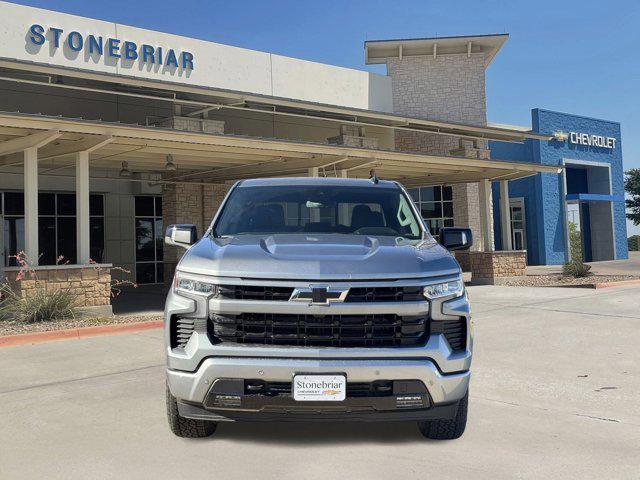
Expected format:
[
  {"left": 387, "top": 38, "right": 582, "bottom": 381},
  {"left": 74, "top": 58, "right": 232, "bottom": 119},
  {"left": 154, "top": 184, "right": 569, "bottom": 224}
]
[{"left": 290, "top": 285, "right": 349, "bottom": 305}]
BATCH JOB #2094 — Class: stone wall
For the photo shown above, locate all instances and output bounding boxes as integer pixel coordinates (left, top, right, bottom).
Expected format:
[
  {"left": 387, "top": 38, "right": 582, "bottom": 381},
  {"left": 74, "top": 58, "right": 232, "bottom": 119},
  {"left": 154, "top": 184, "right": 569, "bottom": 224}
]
[
  {"left": 452, "top": 183, "right": 483, "bottom": 252},
  {"left": 453, "top": 251, "right": 471, "bottom": 272},
  {"left": 387, "top": 54, "right": 487, "bottom": 125},
  {"left": 4, "top": 264, "right": 112, "bottom": 309},
  {"left": 387, "top": 53, "right": 490, "bottom": 251},
  {"left": 469, "top": 251, "right": 527, "bottom": 285}
]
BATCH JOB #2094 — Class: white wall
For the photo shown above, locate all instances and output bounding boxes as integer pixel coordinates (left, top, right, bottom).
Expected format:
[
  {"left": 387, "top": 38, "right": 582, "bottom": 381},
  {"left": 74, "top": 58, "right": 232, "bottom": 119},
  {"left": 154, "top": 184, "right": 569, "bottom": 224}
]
[{"left": 0, "top": 1, "right": 393, "bottom": 112}]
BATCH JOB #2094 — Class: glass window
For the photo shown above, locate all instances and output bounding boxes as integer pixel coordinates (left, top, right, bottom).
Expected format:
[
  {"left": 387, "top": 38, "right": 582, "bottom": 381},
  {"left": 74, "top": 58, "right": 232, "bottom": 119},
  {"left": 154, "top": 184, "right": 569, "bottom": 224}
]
[
  {"left": 411, "top": 185, "right": 454, "bottom": 239},
  {"left": 38, "top": 193, "right": 56, "bottom": 215},
  {"left": 136, "top": 262, "right": 156, "bottom": 284},
  {"left": 154, "top": 196, "right": 163, "bottom": 217},
  {"left": 421, "top": 202, "right": 442, "bottom": 219},
  {"left": 155, "top": 218, "right": 163, "bottom": 261},
  {"left": 4, "top": 192, "right": 24, "bottom": 216},
  {"left": 443, "top": 202, "right": 454, "bottom": 218},
  {"left": 90, "top": 217, "right": 105, "bottom": 263},
  {"left": 89, "top": 194, "right": 104, "bottom": 216},
  {"left": 135, "top": 196, "right": 155, "bottom": 217},
  {"left": 57, "top": 217, "right": 77, "bottom": 264},
  {"left": 2, "top": 192, "right": 105, "bottom": 266},
  {"left": 38, "top": 217, "right": 56, "bottom": 265},
  {"left": 419, "top": 186, "right": 440, "bottom": 202},
  {"left": 135, "top": 196, "right": 163, "bottom": 284},
  {"left": 214, "top": 185, "right": 424, "bottom": 240},
  {"left": 135, "top": 219, "right": 155, "bottom": 262},
  {"left": 4, "top": 216, "right": 24, "bottom": 266},
  {"left": 57, "top": 193, "right": 76, "bottom": 215}
]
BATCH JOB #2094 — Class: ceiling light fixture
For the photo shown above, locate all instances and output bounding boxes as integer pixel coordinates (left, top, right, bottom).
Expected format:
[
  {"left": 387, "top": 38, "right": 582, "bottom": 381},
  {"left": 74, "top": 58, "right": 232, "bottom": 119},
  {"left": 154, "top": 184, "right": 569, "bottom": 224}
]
[
  {"left": 119, "top": 161, "right": 132, "bottom": 177},
  {"left": 165, "top": 154, "right": 177, "bottom": 171}
]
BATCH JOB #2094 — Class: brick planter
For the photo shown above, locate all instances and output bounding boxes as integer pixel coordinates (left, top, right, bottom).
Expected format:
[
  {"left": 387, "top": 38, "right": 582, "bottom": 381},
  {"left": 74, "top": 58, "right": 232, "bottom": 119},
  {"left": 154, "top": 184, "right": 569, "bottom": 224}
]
[
  {"left": 453, "top": 251, "right": 472, "bottom": 272},
  {"left": 4, "top": 264, "right": 113, "bottom": 316},
  {"left": 469, "top": 251, "right": 527, "bottom": 285}
]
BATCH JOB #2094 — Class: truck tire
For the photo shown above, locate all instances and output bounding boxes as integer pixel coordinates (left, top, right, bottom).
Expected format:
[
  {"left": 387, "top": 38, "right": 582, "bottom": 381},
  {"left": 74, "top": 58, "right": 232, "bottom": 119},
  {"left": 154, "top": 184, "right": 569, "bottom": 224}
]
[
  {"left": 166, "top": 384, "right": 217, "bottom": 438},
  {"left": 417, "top": 390, "right": 468, "bottom": 440}
]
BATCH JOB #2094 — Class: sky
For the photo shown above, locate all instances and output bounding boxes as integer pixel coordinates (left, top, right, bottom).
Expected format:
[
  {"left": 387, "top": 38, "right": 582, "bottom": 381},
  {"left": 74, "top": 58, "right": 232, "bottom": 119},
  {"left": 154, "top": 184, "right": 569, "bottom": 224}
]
[{"left": 8, "top": 0, "right": 640, "bottom": 235}]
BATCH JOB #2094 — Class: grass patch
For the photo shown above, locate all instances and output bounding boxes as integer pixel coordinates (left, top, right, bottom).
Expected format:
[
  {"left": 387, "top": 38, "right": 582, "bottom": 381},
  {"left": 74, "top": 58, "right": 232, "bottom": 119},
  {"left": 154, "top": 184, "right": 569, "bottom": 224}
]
[{"left": 0, "top": 285, "right": 78, "bottom": 323}]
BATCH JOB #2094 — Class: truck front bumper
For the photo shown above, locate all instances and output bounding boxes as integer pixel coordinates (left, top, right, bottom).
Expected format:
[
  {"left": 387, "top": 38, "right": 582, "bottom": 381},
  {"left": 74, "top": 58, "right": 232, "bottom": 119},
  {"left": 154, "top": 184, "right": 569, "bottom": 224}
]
[{"left": 167, "top": 356, "right": 470, "bottom": 422}]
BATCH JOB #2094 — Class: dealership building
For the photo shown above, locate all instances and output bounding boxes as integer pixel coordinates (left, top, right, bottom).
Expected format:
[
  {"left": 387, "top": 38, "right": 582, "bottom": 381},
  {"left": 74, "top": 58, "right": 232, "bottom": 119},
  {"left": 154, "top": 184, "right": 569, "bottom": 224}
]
[{"left": 0, "top": 1, "right": 628, "bottom": 312}]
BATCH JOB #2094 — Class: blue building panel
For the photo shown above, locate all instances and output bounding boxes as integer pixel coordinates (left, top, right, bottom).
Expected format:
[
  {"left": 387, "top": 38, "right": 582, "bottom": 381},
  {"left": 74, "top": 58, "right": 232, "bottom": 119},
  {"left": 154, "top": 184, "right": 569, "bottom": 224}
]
[{"left": 490, "top": 108, "right": 628, "bottom": 265}]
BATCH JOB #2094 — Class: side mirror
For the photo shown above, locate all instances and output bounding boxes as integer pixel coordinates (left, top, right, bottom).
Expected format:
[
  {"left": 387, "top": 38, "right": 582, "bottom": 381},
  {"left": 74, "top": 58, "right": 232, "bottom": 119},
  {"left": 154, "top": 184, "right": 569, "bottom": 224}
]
[
  {"left": 439, "top": 227, "right": 473, "bottom": 251},
  {"left": 165, "top": 224, "right": 198, "bottom": 249}
]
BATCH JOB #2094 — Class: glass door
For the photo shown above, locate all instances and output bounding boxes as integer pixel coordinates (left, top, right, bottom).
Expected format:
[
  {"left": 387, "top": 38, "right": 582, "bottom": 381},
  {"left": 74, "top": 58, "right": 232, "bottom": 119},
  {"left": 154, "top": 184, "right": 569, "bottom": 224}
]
[
  {"left": 134, "top": 196, "right": 163, "bottom": 284},
  {"left": 509, "top": 199, "right": 527, "bottom": 251}
]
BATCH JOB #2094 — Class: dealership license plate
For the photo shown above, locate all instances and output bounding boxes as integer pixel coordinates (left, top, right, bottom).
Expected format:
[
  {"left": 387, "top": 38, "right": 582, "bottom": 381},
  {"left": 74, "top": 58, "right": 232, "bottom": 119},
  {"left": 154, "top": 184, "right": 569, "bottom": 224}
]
[{"left": 293, "top": 374, "right": 346, "bottom": 401}]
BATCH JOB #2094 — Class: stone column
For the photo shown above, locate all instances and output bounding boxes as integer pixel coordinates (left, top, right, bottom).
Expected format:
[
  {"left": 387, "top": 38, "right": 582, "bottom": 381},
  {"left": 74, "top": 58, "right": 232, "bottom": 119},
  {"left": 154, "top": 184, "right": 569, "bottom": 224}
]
[
  {"left": 499, "top": 180, "right": 513, "bottom": 250},
  {"left": 75, "top": 151, "right": 91, "bottom": 264},
  {"left": 478, "top": 179, "right": 494, "bottom": 252},
  {"left": 23, "top": 147, "right": 39, "bottom": 265},
  {"left": 386, "top": 53, "right": 490, "bottom": 252},
  {"left": 162, "top": 183, "right": 205, "bottom": 283},
  {"left": 452, "top": 183, "right": 482, "bottom": 251},
  {"left": 163, "top": 182, "right": 233, "bottom": 282}
]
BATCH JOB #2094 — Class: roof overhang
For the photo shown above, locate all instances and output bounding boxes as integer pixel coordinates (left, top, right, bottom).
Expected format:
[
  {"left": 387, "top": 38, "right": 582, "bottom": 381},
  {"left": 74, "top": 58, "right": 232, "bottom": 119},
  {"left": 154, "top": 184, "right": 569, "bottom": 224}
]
[
  {"left": 365, "top": 34, "right": 509, "bottom": 68},
  {"left": 0, "top": 112, "right": 561, "bottom": 187},
  {"left": 0, "top": 58, "right": 549, "bottom": 144}
]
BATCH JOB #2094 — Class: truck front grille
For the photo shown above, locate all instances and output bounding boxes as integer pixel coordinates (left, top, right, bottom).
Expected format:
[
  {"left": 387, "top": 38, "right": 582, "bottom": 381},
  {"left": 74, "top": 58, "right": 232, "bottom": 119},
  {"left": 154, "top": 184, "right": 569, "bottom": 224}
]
[
  {"left": 218, "top": 285, "right": 294, "bottom": 301},
  {"left": 209, "top": 313, "right": 428, "bottom": 347},
  {"left": 345, "top": 286, "right": 423, "bottom": 302},
  {"left": 216, "top": 285, "right": 424, "bottom": 302}
]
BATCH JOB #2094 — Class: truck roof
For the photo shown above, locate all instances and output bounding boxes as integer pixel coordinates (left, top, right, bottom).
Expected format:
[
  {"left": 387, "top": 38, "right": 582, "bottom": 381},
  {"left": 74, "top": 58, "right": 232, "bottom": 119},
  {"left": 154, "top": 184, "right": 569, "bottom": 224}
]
[{"left": 238, "top": 177, "right": 399, "bottom": 188}]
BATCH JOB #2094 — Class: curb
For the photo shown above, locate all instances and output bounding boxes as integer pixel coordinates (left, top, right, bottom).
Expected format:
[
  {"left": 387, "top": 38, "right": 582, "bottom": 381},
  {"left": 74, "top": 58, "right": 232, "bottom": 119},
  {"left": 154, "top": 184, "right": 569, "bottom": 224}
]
[
  {"left": 592, "top": 279, "right": 640, "bottom": 289},
  {"left": 0, "top": 320, "right": 163, "bottom": 348}
]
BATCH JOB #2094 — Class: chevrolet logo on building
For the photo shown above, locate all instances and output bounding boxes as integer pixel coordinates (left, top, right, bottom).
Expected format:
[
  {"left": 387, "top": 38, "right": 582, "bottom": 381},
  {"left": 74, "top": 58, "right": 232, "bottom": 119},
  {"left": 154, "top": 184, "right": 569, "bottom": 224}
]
[{"left": 289, "top": 286, "right": 349, "bottom": 305}]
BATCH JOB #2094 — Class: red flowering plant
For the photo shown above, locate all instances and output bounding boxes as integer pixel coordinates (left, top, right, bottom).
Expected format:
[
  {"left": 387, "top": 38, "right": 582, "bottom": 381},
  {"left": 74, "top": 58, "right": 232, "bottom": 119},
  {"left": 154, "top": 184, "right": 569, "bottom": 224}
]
[{"left": 0, "top": 252, "right": 78, "bottom": 322}]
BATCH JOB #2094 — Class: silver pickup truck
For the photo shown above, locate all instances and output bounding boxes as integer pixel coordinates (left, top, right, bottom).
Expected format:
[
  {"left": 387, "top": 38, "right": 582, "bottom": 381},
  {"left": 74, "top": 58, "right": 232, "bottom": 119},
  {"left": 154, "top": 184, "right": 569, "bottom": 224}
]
[{"left": 164, "top": 177, "right": 473, "bottom": 439}]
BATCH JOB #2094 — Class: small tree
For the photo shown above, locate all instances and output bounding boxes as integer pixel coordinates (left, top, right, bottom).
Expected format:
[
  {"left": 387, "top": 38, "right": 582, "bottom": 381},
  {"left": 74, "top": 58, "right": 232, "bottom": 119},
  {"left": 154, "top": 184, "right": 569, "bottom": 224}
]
[{"left": 625, "top": 169, "right": 640, "bottom": 226}]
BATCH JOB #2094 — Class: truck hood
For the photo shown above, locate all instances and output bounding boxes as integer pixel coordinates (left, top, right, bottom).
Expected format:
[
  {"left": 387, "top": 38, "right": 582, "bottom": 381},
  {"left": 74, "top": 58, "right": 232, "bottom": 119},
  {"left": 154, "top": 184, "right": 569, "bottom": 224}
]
[{"left": 177, "top": 234, "right": 461, "bottom": 280}]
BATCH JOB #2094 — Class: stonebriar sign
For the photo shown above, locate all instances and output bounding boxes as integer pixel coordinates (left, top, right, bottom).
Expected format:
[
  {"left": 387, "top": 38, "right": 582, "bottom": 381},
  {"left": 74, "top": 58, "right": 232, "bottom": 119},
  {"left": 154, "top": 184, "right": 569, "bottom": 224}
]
[{"left": 28, "top": 24, "right": 195, "bottom": 70}]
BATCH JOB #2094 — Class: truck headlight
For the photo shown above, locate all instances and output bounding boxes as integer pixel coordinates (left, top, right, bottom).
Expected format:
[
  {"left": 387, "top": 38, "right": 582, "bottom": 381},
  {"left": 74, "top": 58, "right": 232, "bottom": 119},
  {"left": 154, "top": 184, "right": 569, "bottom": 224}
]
[
  {"left": 175, "top": 275, "right": 218, "bottom": 296},
  {"left": 423, "top": 280, "right": 464, "bottom": 300}
]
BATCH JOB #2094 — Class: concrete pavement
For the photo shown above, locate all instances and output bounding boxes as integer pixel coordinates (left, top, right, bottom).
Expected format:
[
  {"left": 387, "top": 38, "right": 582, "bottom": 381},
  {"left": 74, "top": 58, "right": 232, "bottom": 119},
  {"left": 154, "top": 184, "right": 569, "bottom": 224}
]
[{"left": 1, "top": 284, "right": 639, "bottom": 479}]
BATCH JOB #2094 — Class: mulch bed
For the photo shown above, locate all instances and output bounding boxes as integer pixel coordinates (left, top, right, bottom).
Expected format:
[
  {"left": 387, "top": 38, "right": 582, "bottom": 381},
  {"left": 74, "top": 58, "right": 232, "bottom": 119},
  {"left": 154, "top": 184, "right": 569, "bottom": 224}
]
[
  {"left": 0, "top": 314, "right": 163, "bottom": 336},
  {"left": 500, "top": 275, "right": 640, "bottom": 287}
]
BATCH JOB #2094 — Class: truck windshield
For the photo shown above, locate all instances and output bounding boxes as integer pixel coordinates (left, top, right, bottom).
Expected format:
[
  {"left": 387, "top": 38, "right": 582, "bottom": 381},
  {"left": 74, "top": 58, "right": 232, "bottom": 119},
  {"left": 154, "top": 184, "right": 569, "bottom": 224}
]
[{"left": 213, "top": 184, "right": 424, "bottom": 239}]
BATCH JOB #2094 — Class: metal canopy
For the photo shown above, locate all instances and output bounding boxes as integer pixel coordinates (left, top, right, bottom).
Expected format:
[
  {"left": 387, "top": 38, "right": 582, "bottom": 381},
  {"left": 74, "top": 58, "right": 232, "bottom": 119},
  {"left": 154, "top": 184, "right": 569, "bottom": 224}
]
[
  {"left": 0, "top": 112, "right": 560, "bottom": 187},
  {"left": 0, "top": 60, "right": 550, "bottom": 144}
]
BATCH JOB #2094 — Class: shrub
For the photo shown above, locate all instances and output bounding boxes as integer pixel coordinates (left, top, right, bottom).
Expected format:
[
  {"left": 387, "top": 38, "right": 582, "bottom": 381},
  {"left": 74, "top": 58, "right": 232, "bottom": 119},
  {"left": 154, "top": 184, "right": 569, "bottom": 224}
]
[
  {"left": 628, "top": 235, "right": 640, "bottom": 252},
  {"left": 0, "top": 284, "right": 78, "bottom": 323},
  {"left": 562, "top": 260, "right": 592, "bottom": 278},
  {"left": 568, "top": 221, "right": 583, "bottom": 261}
]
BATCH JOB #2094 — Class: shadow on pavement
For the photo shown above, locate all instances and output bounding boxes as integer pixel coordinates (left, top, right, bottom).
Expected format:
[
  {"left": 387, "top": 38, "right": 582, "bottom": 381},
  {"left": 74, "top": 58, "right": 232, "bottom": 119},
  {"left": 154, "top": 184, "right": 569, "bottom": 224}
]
[
  {"left": 212, "top": 421, "right": 425, "bottom": 445},
  {"left": 112, "top": 284, "right": 167, "bottom": 316}
]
